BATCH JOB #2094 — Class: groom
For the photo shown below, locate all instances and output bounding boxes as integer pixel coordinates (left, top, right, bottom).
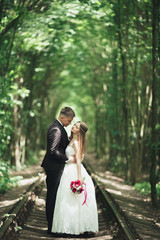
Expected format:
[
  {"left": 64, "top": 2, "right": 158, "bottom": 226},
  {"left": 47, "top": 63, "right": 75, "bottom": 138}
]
[{"left": 41, "top": 107, "right": 75, "bottom": 233}]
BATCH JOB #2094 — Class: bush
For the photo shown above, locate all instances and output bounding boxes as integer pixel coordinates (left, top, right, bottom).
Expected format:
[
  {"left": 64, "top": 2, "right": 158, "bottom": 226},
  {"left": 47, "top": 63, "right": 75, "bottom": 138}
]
[
  {"left": 0, "top": 161, "right": 23, "bottom": 193},
  {"left": 0, "top": 161, "right": 10, "bottom": 193},
  {"left": 134, "top": 181, "right": 160, "bottom": 197}
]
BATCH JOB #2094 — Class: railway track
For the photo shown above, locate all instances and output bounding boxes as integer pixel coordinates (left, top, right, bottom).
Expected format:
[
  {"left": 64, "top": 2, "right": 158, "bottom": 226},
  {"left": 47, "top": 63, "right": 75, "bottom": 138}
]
[{"left": 0, "top": 162, "right": 141, "bottom": 240}]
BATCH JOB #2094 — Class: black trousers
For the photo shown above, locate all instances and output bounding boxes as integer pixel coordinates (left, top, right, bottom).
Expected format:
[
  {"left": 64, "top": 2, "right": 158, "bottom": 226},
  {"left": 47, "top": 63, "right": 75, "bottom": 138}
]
[{"left": 45, "top": 169, "right": 63, "bottom": 232}]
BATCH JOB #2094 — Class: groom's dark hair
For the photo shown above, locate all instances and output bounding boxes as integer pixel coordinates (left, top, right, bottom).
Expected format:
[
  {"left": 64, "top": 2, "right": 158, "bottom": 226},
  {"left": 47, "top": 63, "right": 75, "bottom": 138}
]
[{"left": 59, "top": 107, "right": 75, "bottom": 118}]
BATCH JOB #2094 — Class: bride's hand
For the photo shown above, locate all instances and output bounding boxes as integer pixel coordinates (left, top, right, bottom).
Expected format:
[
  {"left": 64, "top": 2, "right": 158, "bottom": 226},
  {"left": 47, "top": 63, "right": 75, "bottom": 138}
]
[
  {"left": 80, "top": 178, "right": 84, "bottom": 184},
  {"left": 69, "top": 155, "right": 76, "bottom": 163}
]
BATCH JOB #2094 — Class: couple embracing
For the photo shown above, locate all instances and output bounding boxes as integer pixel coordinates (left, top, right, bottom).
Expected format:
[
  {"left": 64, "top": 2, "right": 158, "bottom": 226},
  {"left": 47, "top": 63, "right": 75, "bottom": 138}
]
[{"left": 41, "top": 107, "right": 98, "bottom": 236}]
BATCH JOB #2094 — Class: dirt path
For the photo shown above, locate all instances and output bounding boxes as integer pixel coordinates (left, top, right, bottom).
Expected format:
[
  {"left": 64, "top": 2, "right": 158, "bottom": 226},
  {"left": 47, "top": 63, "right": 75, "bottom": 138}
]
[
  {"left": 0, "top": 160, "right": 43, "bottom": 224},
  {"left": 85, "top": 153, "right": 160, "bottom": 240}
]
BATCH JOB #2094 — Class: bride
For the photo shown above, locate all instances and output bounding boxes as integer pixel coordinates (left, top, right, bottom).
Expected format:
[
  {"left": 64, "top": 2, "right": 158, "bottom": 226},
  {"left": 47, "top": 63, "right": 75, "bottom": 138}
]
[{"left": 51, "top": 121, "right": 99, "bottom": 235}]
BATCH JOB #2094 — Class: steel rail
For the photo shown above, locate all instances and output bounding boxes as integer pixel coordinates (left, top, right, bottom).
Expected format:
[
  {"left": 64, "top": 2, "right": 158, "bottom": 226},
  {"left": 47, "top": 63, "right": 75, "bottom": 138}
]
[
  {"left": 0, "top": 173, "right": 45, "bottom": 239},
  {"left": 84, "top": 160, "right": 140, "bottom": 240}
]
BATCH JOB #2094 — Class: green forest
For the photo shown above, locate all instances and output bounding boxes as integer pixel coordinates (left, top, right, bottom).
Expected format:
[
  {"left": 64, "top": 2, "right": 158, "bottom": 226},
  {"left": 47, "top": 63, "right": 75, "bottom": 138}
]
[{"left": 0, "top": 0, "right": 159, "bottom": 207}]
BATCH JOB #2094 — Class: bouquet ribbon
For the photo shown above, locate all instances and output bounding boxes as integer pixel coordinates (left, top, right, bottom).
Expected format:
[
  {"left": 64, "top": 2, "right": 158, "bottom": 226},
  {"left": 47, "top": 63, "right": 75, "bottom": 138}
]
[{"left": 82, "top": 182, "right": 87, "bottom": 205}]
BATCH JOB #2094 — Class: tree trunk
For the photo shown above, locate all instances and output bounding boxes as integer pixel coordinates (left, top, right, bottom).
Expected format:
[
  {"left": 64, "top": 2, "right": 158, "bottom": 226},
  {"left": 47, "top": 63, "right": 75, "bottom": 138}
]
[
  {"left": 94, "top": 103, "right": 99, "bottom": 157},
  {"left": 149, "top": 0, "right": 158, "bottom": 208},
  {"left": 11, "top": 104, "right": 22, "bottom": 168},
  {"left": 117, "top": 0, "right": 130, "bottom": 181},
  {"left": 20, "top": 135, "right": 26, "bottom": 165}
]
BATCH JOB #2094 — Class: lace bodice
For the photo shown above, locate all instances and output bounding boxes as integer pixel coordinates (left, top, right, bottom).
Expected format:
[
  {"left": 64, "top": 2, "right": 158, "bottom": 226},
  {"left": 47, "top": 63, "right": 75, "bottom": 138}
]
[{"left": 65, "top": 145, "right": 75, "bottom": 158}]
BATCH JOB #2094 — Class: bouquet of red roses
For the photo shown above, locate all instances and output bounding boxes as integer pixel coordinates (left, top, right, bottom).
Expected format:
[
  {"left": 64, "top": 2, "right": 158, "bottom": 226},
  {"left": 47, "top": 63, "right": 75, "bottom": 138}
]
[{"left": 70, "top": 179, "right": 84, "bottom": 194}]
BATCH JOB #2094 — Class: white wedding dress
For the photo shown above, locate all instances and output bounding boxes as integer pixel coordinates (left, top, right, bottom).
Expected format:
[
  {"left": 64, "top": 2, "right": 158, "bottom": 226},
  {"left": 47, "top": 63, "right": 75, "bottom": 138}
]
[{"left": 51, "top": 145, "right": 99, "bottom": 235}]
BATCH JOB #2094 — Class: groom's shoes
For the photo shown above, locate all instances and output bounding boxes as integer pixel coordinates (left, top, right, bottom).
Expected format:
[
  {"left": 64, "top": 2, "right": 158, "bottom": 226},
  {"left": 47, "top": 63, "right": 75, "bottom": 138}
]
[
  {"left": 47, "top": 227, "right": 53, "bottom": 235},
  {"left": 47, "top": 230, "right": 57, "bottom": 237}
]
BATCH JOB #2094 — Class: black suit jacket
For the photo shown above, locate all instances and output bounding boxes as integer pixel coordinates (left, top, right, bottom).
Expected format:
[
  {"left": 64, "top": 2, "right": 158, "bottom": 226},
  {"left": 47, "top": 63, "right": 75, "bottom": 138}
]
[{"left": 41, "top": 120, "right": 69, "bottom": 172}]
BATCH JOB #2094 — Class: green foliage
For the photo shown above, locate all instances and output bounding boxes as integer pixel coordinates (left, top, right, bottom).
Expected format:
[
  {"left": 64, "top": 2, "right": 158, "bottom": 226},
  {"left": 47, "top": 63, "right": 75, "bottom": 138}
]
[
  {"left": 135, "top": 182, "right": 160, "bottom": 197},
  {"left": 14, "top": 226, "right": 22, "bottom": 233},
  {"left": 110, "top": 156, "right": 126, "bottom": 175},
  {"left": 0, "top": 161, "right": 10, "bottom": 193},
  {"left": 0, "top": 76, "right": 13, "bottom": 158},
  {"left": 0, "top": 74, "right": 30, "bottom": 160},
  {"left": 134, "top": 182, "right": 151, "bottom": 194},
  {"left": 26, "top": 151, "right": 38, "bottom": 166},
  {"left": 0, "top": 161, "right": 23, "bottom": 193}
]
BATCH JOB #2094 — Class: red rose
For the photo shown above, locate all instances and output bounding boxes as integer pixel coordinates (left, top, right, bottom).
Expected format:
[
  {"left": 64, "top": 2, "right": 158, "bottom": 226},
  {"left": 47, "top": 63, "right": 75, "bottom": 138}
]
[
  {"left": 75, "top": 180, "right": 81, "bottom": 187},
  {"left": 70, "top": 181, "right": 74, "bottom": 188},
  {"left": 79, "top": 187, "right": 84, "bottom": 193}
]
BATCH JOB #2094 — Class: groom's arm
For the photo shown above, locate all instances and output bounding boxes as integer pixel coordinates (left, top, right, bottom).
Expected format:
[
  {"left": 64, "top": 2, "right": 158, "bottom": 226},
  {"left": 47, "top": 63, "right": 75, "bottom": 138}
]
[{"left": 48, "top": 127, "right": 67, "bottom": 163}]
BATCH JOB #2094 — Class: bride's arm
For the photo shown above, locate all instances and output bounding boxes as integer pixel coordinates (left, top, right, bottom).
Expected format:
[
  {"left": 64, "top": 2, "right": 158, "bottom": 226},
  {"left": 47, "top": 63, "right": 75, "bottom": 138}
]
[
  {"left": 74, "top": 142, "right": 82, "bottom": 181},
  {"left": 77, "top": 154, "right": 81, "bottom": 181}
]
